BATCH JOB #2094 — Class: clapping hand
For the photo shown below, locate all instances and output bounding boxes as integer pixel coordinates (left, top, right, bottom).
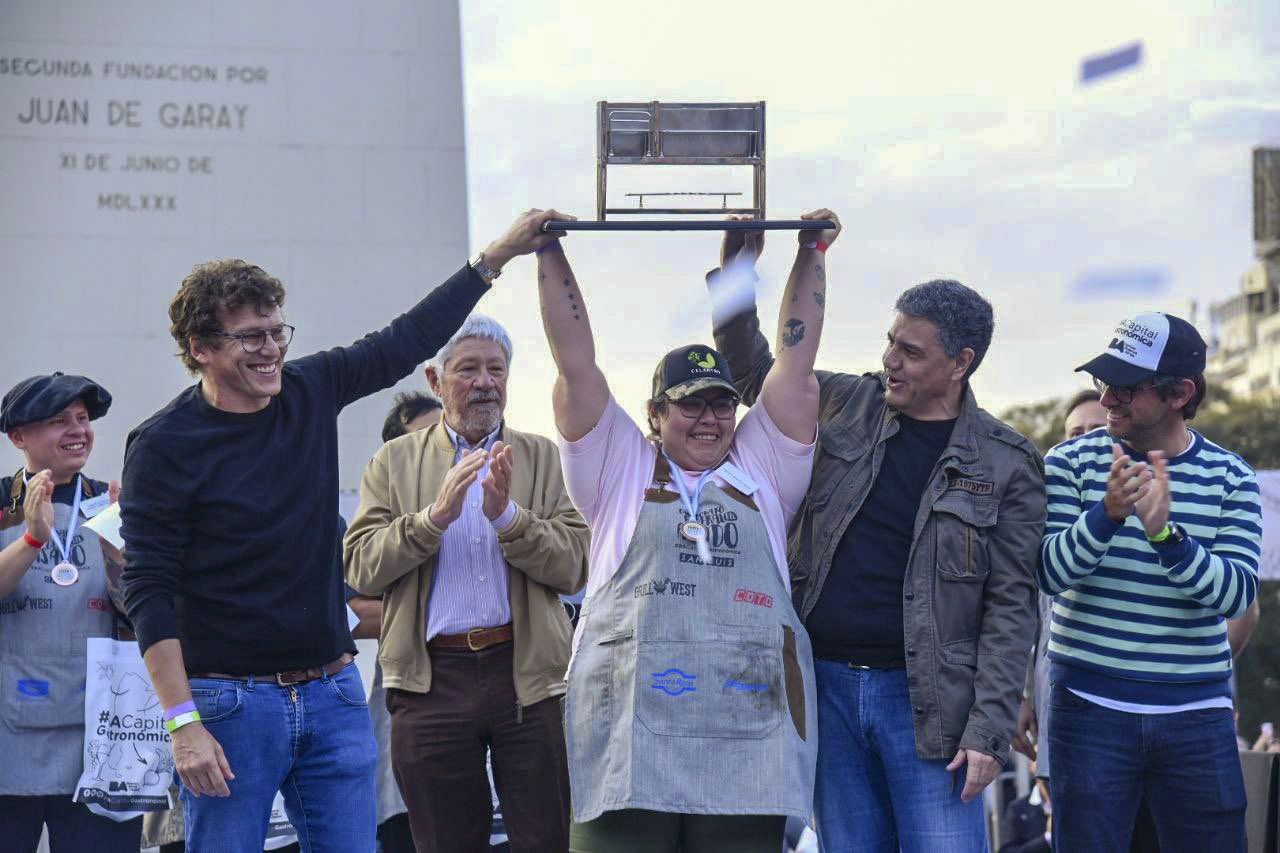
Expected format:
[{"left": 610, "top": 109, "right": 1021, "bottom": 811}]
[
  {"left": 481, "top": 441, "right": 514, "bottom": 522},
  {"left": 1102, "top": 443, "right": 1152, "bottom": 524},
  {"left": 427, "top": 449, "right": 488, "bottom": 530}
]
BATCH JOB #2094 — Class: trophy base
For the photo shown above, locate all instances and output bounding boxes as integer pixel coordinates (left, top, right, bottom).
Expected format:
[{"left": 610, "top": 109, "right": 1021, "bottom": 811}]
[{"left": 543, "top": 219, "right": 835, "bottom": 233}]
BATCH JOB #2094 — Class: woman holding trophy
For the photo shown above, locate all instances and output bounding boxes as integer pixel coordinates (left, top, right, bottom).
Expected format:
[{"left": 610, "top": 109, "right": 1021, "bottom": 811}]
[{"left": 536, "top": 209, "right": 840, "bottom": 851}]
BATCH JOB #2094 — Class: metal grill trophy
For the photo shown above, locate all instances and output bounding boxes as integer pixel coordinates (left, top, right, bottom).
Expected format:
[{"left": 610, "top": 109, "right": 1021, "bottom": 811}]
[{"left": 543, "top": 100, "right": 835, "bottom": 233}]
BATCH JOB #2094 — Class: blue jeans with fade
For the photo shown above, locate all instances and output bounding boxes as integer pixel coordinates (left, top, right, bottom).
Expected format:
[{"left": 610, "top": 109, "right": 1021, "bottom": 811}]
[
  {"left": 813, "top": 661, "right": 987, "bottom": 853},
  {"left": 182, "top": 662, "right": 378, "bottom": 853},
  {"left": 1048, "top": 682, "right": 1246, "bottom": 853}
]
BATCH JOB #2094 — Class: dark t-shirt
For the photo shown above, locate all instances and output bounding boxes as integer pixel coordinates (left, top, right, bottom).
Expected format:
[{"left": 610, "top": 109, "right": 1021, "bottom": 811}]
[
  {"left": 121, "top": 265, "right": 488, "bottom": 674},
  {"left": 806, "top": 414, "right": 956, "bottom": 667}
]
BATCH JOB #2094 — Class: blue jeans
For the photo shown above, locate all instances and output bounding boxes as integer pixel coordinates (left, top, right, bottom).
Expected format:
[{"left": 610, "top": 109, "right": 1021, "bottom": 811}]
[
  {"left": 183, "top": 662, "right": 378, "bottom": 852},
  {"left": 813, "top": 661, "right": 987, "bottom": 853},
  {"left": 1048, "top": 683, "right": 1246, "bottom": 853}
]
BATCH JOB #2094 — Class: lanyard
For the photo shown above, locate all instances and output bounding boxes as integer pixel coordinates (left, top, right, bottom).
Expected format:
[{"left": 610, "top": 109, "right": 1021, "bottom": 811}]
[
  {"left": 661, "top": 452, "right": 715, "bottom": 525},
  {"left": 27, "top": 472, "right": 82, "bottom": 563}
]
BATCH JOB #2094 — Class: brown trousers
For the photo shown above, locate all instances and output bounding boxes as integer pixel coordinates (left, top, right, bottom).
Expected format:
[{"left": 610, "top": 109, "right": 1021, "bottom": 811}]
[{"left": 387, "top": 642, "right": 570, "bottom": 852}]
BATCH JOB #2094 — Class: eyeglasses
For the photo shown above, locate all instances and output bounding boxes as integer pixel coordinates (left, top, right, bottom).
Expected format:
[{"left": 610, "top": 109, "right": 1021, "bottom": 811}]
[
  {"left": 212, "top": 324, "right": 295, "bottom": 353},
  {"left": 1092, "top": 376, "right": 1153, "bottom": 405},
  {"left": 669, "top": 395, "right": 739, "bottom": 420}
]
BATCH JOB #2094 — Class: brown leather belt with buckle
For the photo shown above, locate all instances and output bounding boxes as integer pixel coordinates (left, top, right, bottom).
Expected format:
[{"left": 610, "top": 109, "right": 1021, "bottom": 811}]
[
  {"left": 428, "top": 623, "right": 514, "bottom": 652},
  {"left": 190, "top": 652, "right": 354, "bottom": 687}
]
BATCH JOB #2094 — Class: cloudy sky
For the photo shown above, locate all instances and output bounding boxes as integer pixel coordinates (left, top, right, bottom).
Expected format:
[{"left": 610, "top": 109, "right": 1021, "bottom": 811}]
[{"left": 455, "top": 0, "right": 1280, "bottom": 435}]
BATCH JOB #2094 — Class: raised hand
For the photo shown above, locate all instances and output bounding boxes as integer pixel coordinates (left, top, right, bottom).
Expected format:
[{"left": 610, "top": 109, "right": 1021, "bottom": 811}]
[
  {"left": 797, "top": 208, "right": 842, "bottom": 249},
  {"left": 1102, "top": 443, "right": 1152, "bottom": 524},
  {"left": 23, "top": 469, "right": 54, "bottom": 543},
  {"left": 1133, "top": 450, "right": 1171, "bottom": 538},
  {"left": 483, "top": 208, "right": 576, "bottom": 270},
  {"left": 427, "top": 449, "right": 488, "bottom": 530},
  {"left": 720, "top": 215, "right": 765, "bottom": 268},
  {"left": 481, "top": 441, "right": 514, "bottom": 521}
]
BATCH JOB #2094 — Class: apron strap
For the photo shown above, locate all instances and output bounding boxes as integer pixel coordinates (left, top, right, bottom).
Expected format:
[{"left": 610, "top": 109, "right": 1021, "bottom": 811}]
[
  {"left": 2, "top": 468, "right": 26, "bottom": 528},
  {"left": 644, "top": 450, "right": 680, "bottom": 504},
  {"left": 719, "top": 483, "right": 760, "bottom": 513}
]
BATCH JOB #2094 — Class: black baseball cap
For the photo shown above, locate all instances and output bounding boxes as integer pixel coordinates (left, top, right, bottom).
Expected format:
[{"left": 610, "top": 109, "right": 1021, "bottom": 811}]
[
  {"left": 1076, "top": 312, "right": 1206, "bottom": 387},
  {"left": 651, "top": 345, "right": 737, "bottom": 401},
  {"left": 1, "top": 373, "right": 112, "bottom": 432}
]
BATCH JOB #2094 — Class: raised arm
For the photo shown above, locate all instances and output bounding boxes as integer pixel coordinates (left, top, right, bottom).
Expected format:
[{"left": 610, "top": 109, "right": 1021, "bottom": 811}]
[
  {"left": 758, "top": 210, "right": 840, "bottom": 444},
  {"left": 536, "top": 227, "right": 611, "bottom": 442},
  {"left": 318, "top": 209, "right": 567, "bottom": 410}
]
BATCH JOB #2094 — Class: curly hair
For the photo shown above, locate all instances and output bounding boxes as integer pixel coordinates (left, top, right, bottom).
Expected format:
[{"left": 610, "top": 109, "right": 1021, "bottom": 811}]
[{"left": 168, "top": 260, "right": 286, "bottom": 374}]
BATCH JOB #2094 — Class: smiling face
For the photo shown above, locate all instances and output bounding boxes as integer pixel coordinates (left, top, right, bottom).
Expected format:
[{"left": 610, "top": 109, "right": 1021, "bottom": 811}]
[
  {"left": 651, "top": 390, "right": 738, "bottom": 472},
  {"left": 427, "top": 337, "right": 509, "bottom": 443},
  {"left": 8, "top": 399, "right": 94, "bottom": 483},
  {"left": 1097, "top": 379, "right": 1191, "bottom": 450},
  {"left": 881, "top": 313, "right": 973, "bottom": 420},
  {"left": 191, "top": 304, "right": 287, "bottom": 413}
]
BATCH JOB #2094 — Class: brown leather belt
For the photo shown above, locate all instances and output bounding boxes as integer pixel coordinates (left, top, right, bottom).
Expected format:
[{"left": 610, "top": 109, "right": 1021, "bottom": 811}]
[
  {"left": 190, "top": 652, "right": 354, "bottom": 687},
  {"left": 428, "top": 623, "right": 514, "bottom": 652}
]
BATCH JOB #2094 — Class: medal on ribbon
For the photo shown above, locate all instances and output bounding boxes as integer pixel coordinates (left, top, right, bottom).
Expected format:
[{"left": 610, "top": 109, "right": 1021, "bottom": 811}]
[
  {"left": 663, "top": 453, "right": 714, "bottom": 565},
  {"left": 45, "top": 473, "right": 83, "bottom": 586}
]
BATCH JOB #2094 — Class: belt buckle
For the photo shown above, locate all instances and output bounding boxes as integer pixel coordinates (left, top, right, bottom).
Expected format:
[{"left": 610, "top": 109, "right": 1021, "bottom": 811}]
[
  {"left": 466, "top": 628, "right": 486, "bottom": 652},
  {"left": 276, "top": 670, "right": 305, "bottom": 687}
]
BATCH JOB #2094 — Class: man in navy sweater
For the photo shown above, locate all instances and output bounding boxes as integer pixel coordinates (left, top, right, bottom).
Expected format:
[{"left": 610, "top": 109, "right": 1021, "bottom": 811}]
[{"left": 121, "top": 209, "right": 565, "bottom": 852}]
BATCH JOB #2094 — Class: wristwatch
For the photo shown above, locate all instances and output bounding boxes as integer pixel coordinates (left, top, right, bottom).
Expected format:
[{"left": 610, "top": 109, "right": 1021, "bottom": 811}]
[
  {"left": 1149, "top": 520, "right": 1186, "bottom": 547},
  {"left": 470, "top": 251, "right": 501, "bottom": 283}
]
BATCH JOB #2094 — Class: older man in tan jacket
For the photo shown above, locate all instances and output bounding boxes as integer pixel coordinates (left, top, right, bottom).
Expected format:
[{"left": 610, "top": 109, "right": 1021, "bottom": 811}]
[{"left": 345, "top": 314, "right": 588, "bottom": 853}]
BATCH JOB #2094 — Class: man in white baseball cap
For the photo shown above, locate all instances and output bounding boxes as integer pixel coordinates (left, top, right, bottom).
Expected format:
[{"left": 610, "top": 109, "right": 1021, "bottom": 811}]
[{"left": 1038, "top": 311, "right": 1260, "bottom": 852}]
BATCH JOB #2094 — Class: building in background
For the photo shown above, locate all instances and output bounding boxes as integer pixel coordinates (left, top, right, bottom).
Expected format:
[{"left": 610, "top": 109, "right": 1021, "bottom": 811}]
[
  {"left": 0, "top": 1, "right": 469, "bottom": 488},
  {"left": 1206, "top": 147, "right": 1280, "bottom": 397}
]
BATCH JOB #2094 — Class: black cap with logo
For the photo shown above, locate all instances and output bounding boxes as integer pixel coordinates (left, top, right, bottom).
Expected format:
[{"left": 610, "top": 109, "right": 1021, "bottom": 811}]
[
  {"left": 1076, "top": 312, "right": 1207, "bottom": 387},
  {"left": 651, "top": 345, "right": 738, "bottom": 401}
]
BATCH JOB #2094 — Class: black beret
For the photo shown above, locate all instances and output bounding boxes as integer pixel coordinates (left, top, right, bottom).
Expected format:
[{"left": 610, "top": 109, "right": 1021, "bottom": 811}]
[{"left": 1, "top": 373, "right": 112, "bottom": 432}]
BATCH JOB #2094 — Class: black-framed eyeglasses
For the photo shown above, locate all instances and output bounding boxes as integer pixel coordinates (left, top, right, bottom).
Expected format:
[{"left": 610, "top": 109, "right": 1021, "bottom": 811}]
[
  {"left": 1092, "top": 375, "right": 1153, "bottom": 405},
  {"left": 668, "top": 394, "right": 739, "bottom": 420},
  {"left": 212, "top": 324, "right": 295, "bottom": 353}
]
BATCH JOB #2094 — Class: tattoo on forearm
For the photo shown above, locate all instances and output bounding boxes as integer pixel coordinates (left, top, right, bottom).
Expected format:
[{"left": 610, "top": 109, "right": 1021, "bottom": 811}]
[
  {"left": 814, "top": 290, "right": 825, "bottom": 309},
  {"left": 791, "top": 292, "right": 799, "bottom": 303},
  {"left": 814, "top": 264, "right": 825, "bottom": 282},
  {"left": 780, "top": 318, "right": 806, "bottom": 349}
]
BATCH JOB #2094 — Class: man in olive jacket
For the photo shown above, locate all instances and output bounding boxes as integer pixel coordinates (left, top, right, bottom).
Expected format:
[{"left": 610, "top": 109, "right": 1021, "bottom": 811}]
[
  {"left": 708, "top": 231, "right": 1044, "bottom": 853},
  {"left": 345, "top": 315, "right": 588, "bottom": 853}
]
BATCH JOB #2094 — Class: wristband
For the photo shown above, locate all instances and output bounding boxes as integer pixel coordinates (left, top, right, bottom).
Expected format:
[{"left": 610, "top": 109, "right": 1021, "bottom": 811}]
[
  {"left": 1148, "top": 524, "right": 1173, "bottom": 543},
  {"left": 165, "top": 710, "right": 202, "bottom": 734},
  {"left": 164, "top": 700, "right": 198, "bottom": 721},
  {"left": 801, "top": 241, "right": 828, "bottom": 252},
  {"left": 23, "top": 532, "right": 45, "bottom": 550},
  {"left": 535, "top": 238, "right": 563, "bottom": 255}
]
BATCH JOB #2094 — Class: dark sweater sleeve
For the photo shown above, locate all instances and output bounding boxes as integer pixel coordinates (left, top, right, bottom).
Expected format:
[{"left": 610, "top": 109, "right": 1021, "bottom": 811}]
[
  {"left": 306, "top": 263, "right": 490, "bottom": 410},
  {"left": 120, "top": 429, "right": 190, "bottom": 655}
]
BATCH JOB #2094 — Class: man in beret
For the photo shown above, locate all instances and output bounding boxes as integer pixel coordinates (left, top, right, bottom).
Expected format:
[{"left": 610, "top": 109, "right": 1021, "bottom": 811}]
[{"left": 0, "top": 373, "right": 137, "bottom": 852}]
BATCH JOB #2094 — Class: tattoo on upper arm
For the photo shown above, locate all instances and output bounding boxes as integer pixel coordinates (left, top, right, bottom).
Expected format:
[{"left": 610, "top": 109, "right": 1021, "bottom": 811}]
[
  {"left": 814, "top": 264, "right": 825, "bottom": 282},
  {"left": 814, "top": 290, "right": 825, "bottom": 309},
  {"left": 780, "top": 318, "right": 806, "bottom": 349}
]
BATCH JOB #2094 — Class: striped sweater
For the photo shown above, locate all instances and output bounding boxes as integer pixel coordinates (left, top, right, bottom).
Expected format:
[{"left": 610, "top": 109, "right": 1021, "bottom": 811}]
[{"left": 1038, "top": 428, "right": 1261, "bottom": 704}]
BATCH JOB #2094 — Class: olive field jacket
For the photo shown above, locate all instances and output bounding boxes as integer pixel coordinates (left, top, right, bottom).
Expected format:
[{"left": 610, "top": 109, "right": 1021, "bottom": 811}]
[{"left": 714, "top": 306, "right": 1045, "bottom": 764}]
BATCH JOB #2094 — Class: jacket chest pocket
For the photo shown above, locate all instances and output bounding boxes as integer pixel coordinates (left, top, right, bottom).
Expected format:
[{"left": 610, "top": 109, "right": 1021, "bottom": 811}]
[
  {"left": 933, "top": 495, "right": 998, "bottom": 582},
  {"left": 810, "top": 426, "right": 867, "bottom": 508}
]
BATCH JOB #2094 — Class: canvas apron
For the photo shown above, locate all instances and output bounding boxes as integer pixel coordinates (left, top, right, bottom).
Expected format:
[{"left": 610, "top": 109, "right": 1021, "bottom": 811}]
[
  {"left": 0, "top": 477, "right": 113, "bottom": 795},
  {"left": 565, "top": 454, "right": 817, "bottom": 823}
]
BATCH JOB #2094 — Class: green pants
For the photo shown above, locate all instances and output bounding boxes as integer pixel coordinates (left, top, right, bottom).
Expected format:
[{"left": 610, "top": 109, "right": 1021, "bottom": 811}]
[{"left": 569, "top": 809, "right": 787, "bottom": 853}]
